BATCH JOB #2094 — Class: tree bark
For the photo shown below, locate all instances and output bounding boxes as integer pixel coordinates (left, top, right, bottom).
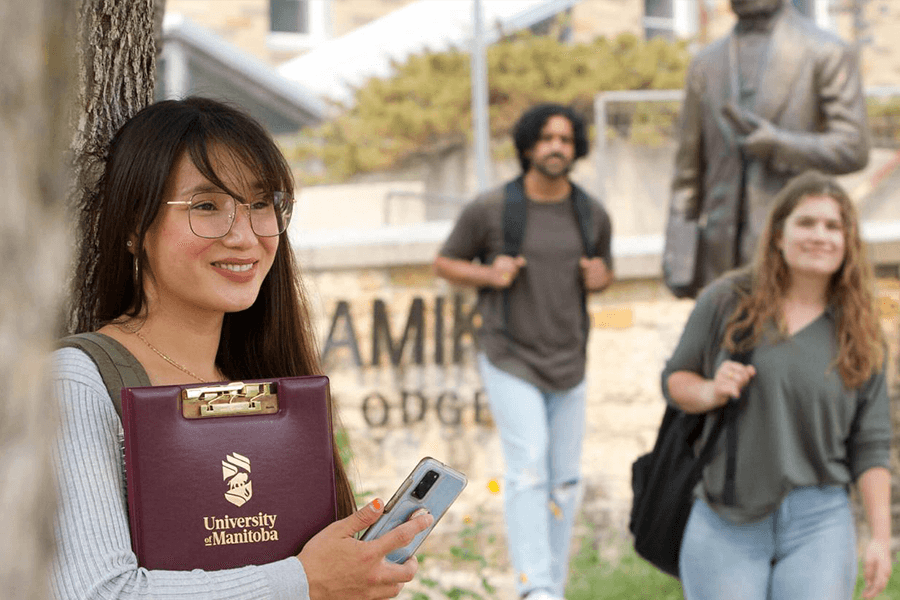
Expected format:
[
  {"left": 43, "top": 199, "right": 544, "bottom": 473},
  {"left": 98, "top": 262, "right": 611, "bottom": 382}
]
[
  {"left": 0, "top": 0, "right": 160, "bottom": 596},
  {"left": 70, "top": 0, "right": 158, "bottom": 333},
  {"left": 0, "top": 0, "right": 76, "bottom": 597}
]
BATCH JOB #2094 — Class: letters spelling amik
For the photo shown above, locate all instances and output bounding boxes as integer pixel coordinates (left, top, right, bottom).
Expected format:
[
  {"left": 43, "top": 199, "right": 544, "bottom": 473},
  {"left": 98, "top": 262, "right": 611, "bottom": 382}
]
[{"left": 203, "top": 512, "right": 279, "bottom": 547}]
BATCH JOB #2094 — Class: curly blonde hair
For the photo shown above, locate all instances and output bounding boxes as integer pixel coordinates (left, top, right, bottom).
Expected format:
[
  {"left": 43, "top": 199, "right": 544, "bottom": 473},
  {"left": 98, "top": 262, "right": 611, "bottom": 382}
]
[{"left": 723, "top": 171, "right": 883, "bottom": 389}]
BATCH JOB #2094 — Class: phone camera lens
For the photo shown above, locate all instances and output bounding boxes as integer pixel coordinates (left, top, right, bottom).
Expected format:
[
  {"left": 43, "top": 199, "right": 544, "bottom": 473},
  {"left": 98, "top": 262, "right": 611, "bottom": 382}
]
[{"left": 411, "top": 470, "right": 439, "bottom": 500}]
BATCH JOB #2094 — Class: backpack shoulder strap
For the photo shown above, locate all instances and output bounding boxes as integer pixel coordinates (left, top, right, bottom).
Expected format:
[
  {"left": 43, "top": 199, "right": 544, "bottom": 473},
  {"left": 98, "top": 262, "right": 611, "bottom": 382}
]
[
  {"left": 570, "top": 183, "right": 596, "bottom": 258},
  {"left": 502, "top": 177, "right": 528, "bottom": 257},
  {"left": 720, "top": 318, "right": 754, "bottom": 506},
  {"left": 500, "top": 177, "right": 529, "bottom": 340},
  {"left": 58, "top": 332, "right": 151, "bottom": 419},
  {"left": 504, "top": 178, "right": 596, "bottom": 258}
]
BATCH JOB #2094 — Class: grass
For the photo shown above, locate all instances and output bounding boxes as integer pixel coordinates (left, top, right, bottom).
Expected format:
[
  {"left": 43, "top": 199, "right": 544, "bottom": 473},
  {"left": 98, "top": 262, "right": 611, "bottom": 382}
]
[
  {"left": 406, "top": 510, "right": 900, "bottom": 599},
  {"left": 566, "top": 534, "right": 683, "bottom": 600},
  {"left": 566, "top": 534, "right": 900, "bottom": 600}
]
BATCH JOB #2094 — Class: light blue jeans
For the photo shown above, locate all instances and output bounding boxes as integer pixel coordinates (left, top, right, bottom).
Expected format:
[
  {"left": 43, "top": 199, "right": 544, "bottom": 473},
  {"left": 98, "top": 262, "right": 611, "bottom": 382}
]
[
  {"left": 680, "top": 486, "right": 857, "bottom": 600},
  {"left": 477, "top": 354, "right": 586, "bottom": 598}
]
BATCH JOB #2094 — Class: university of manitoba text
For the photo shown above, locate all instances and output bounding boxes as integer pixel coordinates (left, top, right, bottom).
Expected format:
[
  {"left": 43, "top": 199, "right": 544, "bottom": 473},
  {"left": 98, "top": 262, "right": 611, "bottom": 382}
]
[{"left": 203, "top": 513, "right": 279, "bottom": 547}]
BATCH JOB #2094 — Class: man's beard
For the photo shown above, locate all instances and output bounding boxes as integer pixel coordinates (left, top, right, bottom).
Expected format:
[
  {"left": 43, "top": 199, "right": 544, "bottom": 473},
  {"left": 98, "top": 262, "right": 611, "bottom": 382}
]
[{"left": 532, "top": 153, "right": 572, "bottom": 179}]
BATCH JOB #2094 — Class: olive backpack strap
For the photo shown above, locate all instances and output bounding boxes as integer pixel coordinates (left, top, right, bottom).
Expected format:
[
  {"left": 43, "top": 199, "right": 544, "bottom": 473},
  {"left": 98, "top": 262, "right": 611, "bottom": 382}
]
[{"left": 58, "top": 332, "right": 151, "bottom": 419}]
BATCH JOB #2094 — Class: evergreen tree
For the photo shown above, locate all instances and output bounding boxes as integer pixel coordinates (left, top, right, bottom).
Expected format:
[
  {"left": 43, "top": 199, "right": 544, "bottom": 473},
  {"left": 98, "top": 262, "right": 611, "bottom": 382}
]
[{"left": 289, "top": 32, "right": 691, "bottom": 183}]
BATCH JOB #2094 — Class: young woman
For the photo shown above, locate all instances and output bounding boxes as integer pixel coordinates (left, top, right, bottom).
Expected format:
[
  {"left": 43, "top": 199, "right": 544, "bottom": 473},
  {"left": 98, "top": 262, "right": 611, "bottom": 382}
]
[
  {"left": 663, "top": 170, "right": 892, "bottom": 600},
  {"left": 52, "top": 97, "right": 432, "bottom": 599}
]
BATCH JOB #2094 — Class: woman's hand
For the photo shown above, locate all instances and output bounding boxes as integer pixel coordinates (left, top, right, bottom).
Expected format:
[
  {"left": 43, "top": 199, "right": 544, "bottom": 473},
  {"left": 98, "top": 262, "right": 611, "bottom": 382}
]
[
  {"left": 862, "top": 538, "right": 892, "bottom": 599},
  {"left": 668, "top": 361, "right": 756, "bottom": 414},
  {"left": 711, "top": 360, "right": 756, "bottom": 407},
  {"left": 298, "top": 499, "right": 434, "bottom": 600},
  {"left": 859, "top": 467, "right": 893, "bottom": 599}
]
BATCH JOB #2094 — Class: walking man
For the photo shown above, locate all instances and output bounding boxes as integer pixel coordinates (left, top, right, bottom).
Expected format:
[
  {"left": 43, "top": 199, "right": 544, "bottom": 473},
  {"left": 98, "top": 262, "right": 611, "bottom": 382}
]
[
  {"left": 434, "top": 103, "right": 613, "bottom": 600},
  {"left": 663, "top": 0, "right": 869, "bottom": 297}
]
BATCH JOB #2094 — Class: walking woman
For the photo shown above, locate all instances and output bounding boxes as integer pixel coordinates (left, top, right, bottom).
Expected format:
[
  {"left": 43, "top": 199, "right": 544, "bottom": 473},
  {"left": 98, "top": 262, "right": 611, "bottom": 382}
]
[
  {"left": 663, "top": 170, "right": 892, "bottom": 599},
  {"left": 51, "top": 97, "right": 431, "bottom": 599}
]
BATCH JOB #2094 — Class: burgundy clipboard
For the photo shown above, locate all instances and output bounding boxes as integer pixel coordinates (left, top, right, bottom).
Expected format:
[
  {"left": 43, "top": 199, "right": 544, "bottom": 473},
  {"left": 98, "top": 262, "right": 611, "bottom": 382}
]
[{"left": 121, "top": 376, "right": 337, "bottom": 571}]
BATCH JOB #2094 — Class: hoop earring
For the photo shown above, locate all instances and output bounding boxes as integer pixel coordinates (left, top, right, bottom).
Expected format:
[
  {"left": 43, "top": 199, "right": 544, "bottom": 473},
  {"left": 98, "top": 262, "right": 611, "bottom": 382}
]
[{"left": 133, "top": 255, "right": 140, "bottom": 286}]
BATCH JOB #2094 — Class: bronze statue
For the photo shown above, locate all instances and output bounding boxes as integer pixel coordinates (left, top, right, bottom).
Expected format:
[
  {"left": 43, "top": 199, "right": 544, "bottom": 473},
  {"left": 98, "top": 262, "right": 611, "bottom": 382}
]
[{"left": 663, "top": 0, "right": 869, "bottom": 298}]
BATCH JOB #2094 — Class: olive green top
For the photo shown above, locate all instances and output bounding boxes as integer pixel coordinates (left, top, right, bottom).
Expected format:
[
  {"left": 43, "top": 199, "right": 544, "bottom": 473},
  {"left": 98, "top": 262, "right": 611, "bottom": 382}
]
[{"left": 662, "top": 274, "right": 891, "bottom": 523}]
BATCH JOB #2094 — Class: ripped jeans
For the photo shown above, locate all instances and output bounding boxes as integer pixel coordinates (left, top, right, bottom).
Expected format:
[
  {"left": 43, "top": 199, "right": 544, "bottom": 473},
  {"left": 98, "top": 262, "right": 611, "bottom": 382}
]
[{"left": 477, "top": 354, "right": 586, "bottom": 598}]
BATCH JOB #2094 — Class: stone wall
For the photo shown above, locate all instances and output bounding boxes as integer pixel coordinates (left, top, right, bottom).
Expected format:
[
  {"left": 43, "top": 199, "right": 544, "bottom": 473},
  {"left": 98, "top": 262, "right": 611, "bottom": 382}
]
[
  {"left": 301, "top": 262, "right": 693, "bottom": 595},
  {"left": 305, "top": 266, "right": 694, "bottom": 525}
]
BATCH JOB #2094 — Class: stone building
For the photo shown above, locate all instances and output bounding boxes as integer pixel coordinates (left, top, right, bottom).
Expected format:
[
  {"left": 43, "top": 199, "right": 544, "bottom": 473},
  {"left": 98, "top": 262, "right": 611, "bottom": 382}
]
[{"left": 163, "top": 0, "right": 899, "bottom": 88}]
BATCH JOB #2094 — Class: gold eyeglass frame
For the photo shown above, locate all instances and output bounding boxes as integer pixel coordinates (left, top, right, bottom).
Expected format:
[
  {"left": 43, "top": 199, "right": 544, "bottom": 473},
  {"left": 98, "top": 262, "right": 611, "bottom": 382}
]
[{"left": 165, "top": 191, "right": 295, "bottom": 239}]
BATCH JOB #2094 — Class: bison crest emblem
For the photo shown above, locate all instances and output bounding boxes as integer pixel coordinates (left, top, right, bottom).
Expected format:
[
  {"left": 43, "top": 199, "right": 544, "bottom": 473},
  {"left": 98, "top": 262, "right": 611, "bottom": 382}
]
[{"left": 222, "top": 452, "right": 252, "bottom": 507}]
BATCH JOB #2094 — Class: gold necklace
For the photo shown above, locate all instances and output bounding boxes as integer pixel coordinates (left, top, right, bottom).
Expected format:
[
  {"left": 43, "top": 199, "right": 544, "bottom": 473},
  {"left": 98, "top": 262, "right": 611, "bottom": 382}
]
[{"left": 132, "top": 329, "right": 209, "bottom": 383}]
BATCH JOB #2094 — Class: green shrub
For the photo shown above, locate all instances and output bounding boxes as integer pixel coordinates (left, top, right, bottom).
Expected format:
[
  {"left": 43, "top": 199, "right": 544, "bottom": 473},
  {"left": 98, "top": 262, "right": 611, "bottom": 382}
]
[{"left": 287, "top": 32, "right": 690, "bottom": 183}]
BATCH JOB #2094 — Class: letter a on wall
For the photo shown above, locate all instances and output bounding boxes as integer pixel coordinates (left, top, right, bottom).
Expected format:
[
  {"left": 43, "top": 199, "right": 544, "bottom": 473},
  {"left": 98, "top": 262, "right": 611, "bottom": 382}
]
[{"left": 322, "top": 300, "right": 363, "bottom": 367}]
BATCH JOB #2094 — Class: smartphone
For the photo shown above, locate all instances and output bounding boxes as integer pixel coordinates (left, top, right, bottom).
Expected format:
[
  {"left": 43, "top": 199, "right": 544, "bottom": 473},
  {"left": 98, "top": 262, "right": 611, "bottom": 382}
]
[{"left": 360, "top": 457, "right": 468, "bottom": 563}]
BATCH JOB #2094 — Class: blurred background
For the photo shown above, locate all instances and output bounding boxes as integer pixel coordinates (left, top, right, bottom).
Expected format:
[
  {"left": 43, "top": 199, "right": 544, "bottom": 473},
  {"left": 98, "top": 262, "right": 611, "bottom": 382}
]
[
  {"left": 151, "top": 1, "right": 900, "bottom": 597},
  {"left": 5, "top": 1, "right": 899, "bottom": 598}
]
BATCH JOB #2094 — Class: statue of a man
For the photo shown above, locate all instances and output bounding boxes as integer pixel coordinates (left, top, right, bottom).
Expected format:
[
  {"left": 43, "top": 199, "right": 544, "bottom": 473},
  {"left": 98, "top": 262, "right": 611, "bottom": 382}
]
[{"left": 663, "top": 0, "right": 869, "bottom": 297}]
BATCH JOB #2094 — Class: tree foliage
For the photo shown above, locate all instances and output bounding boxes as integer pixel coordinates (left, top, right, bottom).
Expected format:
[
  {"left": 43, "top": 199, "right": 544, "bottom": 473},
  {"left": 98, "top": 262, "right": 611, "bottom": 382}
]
[
  {"left": 288, "top": 32, "right": 691, "bottom": 183},
  {"left": 867, "top": 96, "right": 900, "bottom": 148}
]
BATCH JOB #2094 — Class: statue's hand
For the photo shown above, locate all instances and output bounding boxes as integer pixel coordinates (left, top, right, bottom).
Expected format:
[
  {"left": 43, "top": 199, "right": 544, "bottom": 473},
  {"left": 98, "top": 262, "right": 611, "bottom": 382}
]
[{"left": 735, "top": 111, "right": 781, "bottom": 160}]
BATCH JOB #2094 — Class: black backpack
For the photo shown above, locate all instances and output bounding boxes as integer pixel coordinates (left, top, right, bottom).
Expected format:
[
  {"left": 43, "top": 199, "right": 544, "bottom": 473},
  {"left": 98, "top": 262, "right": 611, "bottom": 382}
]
[
  {"left": 501, "top": 175, "right": 596, "bottom": 259},
  {"left": 629, "top": 337, "right": 751, "bottom": 578},
  {"left": 500, "top": 176, "right": 597, "bottom": 343}
]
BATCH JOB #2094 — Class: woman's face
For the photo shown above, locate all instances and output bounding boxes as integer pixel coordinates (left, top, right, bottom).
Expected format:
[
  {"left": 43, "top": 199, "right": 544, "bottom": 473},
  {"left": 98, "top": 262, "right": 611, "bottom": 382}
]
[
  {"left": 139, "top": 147, "right": 280, "bottom": 319},
  {"left": 777, "top": 194, "right": 846, "bottom": 280}
]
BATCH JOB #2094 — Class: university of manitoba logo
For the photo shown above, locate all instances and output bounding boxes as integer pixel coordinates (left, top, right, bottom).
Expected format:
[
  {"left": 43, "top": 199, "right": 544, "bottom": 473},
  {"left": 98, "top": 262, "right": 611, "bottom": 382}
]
[{"left": 222, "top": 452, "right": 252, "bottom": 507}]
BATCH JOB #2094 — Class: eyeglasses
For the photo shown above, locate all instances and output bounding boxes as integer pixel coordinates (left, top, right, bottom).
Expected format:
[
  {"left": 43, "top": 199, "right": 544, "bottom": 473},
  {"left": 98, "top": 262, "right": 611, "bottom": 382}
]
[{"left": 166, "top": 191, "right": 294, "bottom": 239}]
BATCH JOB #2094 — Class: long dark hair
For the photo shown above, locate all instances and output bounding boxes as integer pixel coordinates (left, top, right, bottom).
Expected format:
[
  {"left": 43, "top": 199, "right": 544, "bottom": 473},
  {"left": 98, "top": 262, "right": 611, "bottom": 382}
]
[
  {"left": 724, "top": 170, "right": 883, "bottom": 388},
  {"left": 513, "top": 103, "right": 589, "bottom": 172},
  {"left": 70, "top": 97, "right": 356, "bottom": 517}
]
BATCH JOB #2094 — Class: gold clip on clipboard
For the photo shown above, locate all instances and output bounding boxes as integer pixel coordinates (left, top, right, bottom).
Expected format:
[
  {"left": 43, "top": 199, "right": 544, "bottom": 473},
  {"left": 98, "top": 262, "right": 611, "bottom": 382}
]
[{"left": 181, "top": 382, "right": 279, "bottom": 418}]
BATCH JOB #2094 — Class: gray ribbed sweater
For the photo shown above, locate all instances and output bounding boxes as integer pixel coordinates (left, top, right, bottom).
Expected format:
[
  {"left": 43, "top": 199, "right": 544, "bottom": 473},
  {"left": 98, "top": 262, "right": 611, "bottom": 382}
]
[{"left": 50, "top": 348, "right": 309, "bottom": 599}]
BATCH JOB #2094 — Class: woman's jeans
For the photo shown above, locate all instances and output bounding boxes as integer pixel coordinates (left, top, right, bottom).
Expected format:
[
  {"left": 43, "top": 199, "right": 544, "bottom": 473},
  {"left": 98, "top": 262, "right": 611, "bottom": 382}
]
[
  {"left": 680, "top": 486, "right": 857, "bottom": 600},
  {"left": 477, "top": 354, "right": 586, "bottom": 598}
]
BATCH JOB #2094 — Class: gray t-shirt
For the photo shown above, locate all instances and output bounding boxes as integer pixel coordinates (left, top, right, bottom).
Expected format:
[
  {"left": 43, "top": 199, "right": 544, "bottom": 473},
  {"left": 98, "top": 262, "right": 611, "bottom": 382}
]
[
  {"left": 440, "top": 182, "right": 613, "bottom": 391},
  {"left": 662, "top": 274, "right": 891, "bottom": 523}
]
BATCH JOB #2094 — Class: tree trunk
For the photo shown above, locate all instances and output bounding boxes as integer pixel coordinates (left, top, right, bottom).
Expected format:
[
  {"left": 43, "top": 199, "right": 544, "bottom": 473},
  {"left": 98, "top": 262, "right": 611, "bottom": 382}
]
[
  {"left": 0, "top": 0, "right": 160, "bottom": 595},
  {"left": 70, "top": 0, "right": 158, "bottom": 333},
  {"left": 0, "top": 0, "right": 76, "bottom": 597}
]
